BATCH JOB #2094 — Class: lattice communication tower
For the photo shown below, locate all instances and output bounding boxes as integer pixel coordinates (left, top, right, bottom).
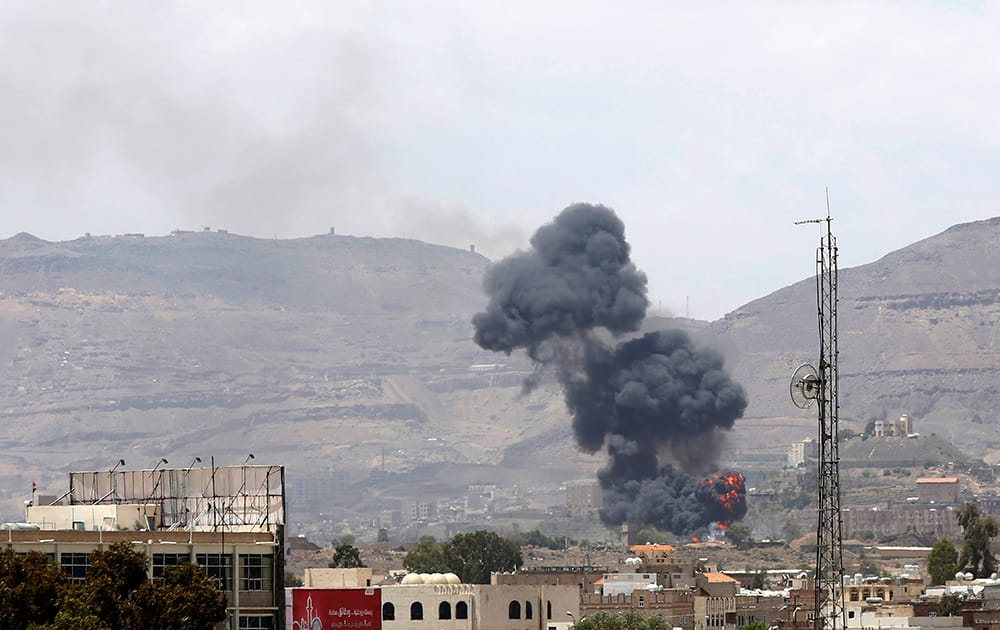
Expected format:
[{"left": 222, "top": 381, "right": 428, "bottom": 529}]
[{"left": 791, "top": 201, "right": 845, "bottom": 630}]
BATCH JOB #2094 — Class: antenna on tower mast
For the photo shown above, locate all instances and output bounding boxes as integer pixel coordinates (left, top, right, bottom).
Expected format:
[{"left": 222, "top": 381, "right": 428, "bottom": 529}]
[{"left": 790, "top": 188, "right": 845, "bottom": 630}]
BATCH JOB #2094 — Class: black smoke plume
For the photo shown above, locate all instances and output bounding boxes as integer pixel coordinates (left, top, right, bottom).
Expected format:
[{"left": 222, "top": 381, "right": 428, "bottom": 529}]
[{"left": 472, "top": 203, "right": 748, "bottom": 534}]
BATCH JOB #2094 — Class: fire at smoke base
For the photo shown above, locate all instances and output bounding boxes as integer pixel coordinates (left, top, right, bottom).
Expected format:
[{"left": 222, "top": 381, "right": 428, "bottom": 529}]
[{"left": 472, "top": 203, "right": 748, "bottom": 534}]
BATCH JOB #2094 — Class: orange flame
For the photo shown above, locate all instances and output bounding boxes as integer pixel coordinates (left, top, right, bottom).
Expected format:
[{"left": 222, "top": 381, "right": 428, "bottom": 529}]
[{"left": 699, "top": 470, "right": 746, "bottom": 528}]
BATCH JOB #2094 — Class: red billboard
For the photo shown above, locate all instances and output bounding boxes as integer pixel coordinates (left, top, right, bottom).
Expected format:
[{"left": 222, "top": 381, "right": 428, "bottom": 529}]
[{"left": 291, "top": 588, "right": 382, "bottom": 630}]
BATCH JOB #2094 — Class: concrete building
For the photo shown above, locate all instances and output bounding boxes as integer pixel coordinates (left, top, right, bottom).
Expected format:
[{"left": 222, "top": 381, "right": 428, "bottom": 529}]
[
  {"left": 288, "top": 570, "right": 580, "bottom": 630},
  {"left": 842, "top": 578, "right": 924, "bottom": 605},
  {"left": 381, "top": 583, "right": 579, "bottom": 630},
  {"left": 874, "top": 414, "right": 913, "bottom": 438},
  {"left": 407, "top": 498, "right": 438, "bottom": 522},
  {"left": 601, "top": 571, "right": 660, "bottom": 596},
  {"left": 565, "top": 481, "right": 602, "bottom": 517},
  {"left": 843, "top": 504, "right": 960, "bottom": 539},
  {"left": 14, "top": 464, "right": 285, "bottom": 630},
  {"left": 788, "top": 438, "right": 818, "bottom": 467},
  {"left": 915, "top": 477, "right": 960, "bottom": 504},
  {"left": 492, "top": 565, "right": 607, "bottom": 594},
  {"left": 630, "top": 544, "right": 677, "bottom": 568},
  {"left": 842, "top": 477, "right": 962, "bottom": 540},
  {"left": 581, "top": 588, "right": 694, "bottom": 626}
]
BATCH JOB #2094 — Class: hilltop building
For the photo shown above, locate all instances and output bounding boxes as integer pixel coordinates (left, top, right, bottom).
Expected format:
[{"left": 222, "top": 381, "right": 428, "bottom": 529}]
[{"left": 874, "top": 414, "right": 913, "bottom": 437}]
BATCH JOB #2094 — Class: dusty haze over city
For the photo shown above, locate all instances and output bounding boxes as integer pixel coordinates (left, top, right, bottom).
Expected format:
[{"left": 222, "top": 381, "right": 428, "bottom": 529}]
[{"left": 3, "top": 2, "right": 1000, "bottom": 319}]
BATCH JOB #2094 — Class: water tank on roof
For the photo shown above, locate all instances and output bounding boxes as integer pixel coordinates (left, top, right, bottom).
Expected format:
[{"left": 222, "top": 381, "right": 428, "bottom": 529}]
[
  {"left": 965, "top": 572, "right": 974, "bottom": 581},
  {"left": 444, "top": 573, "right": 460, "bottom": 584}
]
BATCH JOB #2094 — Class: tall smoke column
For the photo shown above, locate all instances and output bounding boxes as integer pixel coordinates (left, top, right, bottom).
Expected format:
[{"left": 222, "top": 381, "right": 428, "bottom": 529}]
[{"left": 473, "top": 203, "right": 749, "bottom": 534}]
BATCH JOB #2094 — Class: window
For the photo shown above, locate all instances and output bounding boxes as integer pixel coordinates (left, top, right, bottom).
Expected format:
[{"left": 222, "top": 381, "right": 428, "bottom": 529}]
[
  {"left": 196, "top": 553, "right": 233, "bottom": 591},
  {"left": 382, "top": 603, "right": 395, "bottom": 620},
  {"left": 526, "top": 601, "right": 533, "bottom": 619},
  {"left": 18, "top": 551, "right": 56, "bottom": 565},
  {"left": 547, "top": 601, "right": 552, "bottom": 619},
  {"left": 153, "top": 553, "right": 188, "bottom": 580},
  {"left": 638, "top": 595, "right": 645, "bottom": 608},
  {"left": 238, "top": 615, "right": 274, "bottom": 629},
  {"left": 508, "top": 601, "right": 521, "bottom": 619},
  {"left": 848, "top": 611, "right": 856, "bottom": 619},
  {"left": 410, "top": 602, "right": 423, "bottom": 620},
  {"left": 60, "top": 553, "right": 91, "bottom": 583},
  {"left": 456, "top": 601, "right": 468, "bottom": 619},
  {"left": 439, "top": 602, "right": 451, "bottom": 619},
  {"left": 239, "top": 554, "right": 273, "bottom": 591}
]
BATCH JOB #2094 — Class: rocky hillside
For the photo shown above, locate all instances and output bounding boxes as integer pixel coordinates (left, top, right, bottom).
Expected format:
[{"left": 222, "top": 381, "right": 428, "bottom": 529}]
[
  {"left": 3, "top": 217, "right": 1000, "bottom": 527},
  {"left": 703, "top": 217, "right": 1000, "bottom": 459},
  {"left": 0, "top": 230, "right": 591, "bottom": 523}
]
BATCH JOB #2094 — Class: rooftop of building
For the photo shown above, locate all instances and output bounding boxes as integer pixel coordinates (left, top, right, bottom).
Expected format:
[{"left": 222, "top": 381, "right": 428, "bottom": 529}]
[
  {"left": 630, "top": 544, "right": 676, "bottom": 553},
  {"left": 702, "top": 572, "right": 740, "bottom": 584},
  {"left": 0, "top": 529, "right": 276, "bottom": 544},
  {"left": 915, "top": 477, "right": 959, "bottom": 484}
]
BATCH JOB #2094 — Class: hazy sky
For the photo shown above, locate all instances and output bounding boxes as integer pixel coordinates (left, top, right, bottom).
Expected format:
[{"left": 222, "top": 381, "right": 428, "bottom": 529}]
[{"left": 2, "top": 2, "right": 999, "bottom": 320}]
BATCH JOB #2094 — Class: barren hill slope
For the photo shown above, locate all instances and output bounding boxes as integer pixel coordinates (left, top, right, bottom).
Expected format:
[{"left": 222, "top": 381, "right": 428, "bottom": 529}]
[
  {"left": 3, "top": 217, "right": 1000, "bottom": 528},
  {"left": 0, "top": 231, "right": 586, "bottom": 522},
  {"left": 704, "top": 217, "right": 1000, "bottom": 458}
]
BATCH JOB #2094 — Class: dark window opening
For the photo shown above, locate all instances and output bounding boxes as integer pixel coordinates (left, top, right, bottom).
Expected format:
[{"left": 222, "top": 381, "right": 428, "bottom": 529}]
[{"left": 509, "top": 600, "right": 521, "bottom": 619}]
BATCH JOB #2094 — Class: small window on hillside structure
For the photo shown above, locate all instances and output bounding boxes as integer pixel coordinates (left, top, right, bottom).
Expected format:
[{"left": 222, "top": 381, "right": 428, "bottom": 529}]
[
  {"left": 547, "top": 601, "right": 553, "bottom": 619},
  {"left": 410, "top": 601, "right": 423, "bottom": 620},
  {"left": 439, "top": 602, "right": 452, "bottom": 619},
  {"left": 456, "top": 601, "right": 469, "bottom": 619},
  {"left": 382, "top": 602, "right": 395, "bottom": 620},
  {"left": 525, "top": 601, "right": 533, "bottom": 619},
  {"left": 509, "top": 600, "right": 521, "bottom": 619}
]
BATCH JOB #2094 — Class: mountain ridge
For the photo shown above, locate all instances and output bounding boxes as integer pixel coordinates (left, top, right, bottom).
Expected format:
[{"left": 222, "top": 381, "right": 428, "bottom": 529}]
[{"left": 1, "top": 217, "right": 999, "bottom": 530}]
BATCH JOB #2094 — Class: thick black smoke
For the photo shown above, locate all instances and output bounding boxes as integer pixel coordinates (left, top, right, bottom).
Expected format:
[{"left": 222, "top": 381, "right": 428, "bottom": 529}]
[
  {"left": 472, "top": 203, "right": 748, "bottom": 534},
  {"left": 472, "top": 203, "right": 648, "bottom": 359}
]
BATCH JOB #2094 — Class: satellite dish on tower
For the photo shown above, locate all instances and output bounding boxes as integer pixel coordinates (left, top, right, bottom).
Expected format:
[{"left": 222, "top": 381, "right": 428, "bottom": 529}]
[{"left": 790, "top": 363, "right": 820, "bottom": 409}]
